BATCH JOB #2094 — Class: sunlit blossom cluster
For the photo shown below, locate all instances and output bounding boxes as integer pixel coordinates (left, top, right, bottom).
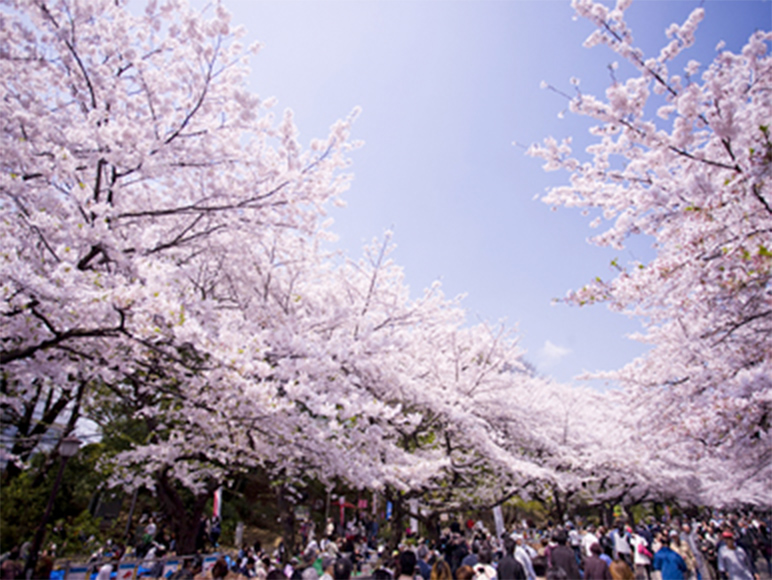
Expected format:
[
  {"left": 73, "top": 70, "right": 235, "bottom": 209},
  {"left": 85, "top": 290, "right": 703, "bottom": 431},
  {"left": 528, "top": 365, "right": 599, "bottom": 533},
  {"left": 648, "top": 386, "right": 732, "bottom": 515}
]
[{"left": 530, "top": 0, "right": 771, "bottom": 506}]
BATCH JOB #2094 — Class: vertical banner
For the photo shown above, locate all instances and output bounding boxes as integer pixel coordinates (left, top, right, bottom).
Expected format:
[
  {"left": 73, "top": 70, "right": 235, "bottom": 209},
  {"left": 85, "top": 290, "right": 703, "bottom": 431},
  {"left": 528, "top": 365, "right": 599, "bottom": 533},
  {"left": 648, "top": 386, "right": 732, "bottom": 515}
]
[
  {"left": 386, "top": 501, "right": 393, "bottom": 520},
  {"left": 235, "top": 522, "right": 245, "bottom": 548},
  {"left": 213, "top": 487, "right": 223, "bottom": 519},
  {"left": 493, "top": 505, "right": 505, "bottom": 539},
  {"left": 409, "top": 499, "right": 419, "bottom": 536},
  {"left": 339, "top": 496, "right": 346, "bottom": 527}
]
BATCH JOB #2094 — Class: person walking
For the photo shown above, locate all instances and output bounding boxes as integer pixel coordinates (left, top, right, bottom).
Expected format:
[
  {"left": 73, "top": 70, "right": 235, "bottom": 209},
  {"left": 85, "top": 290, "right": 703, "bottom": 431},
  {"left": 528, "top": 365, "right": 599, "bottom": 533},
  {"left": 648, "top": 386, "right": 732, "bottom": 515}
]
[
  {"left": 549, "top": 529, "right": 581, "bottom": 580},
  {"left": 630, "top": 529, "right": 653, "bottom": 580},
  {"left": 670, "top": 531, "right": 698, "bottom": 580},
  {"left": 497, "top": 537, "right": 526, "bottom": 580},
  {"left": 431, "top": 559, "right": 453, "bottom": 580},
  {"left": 717, "top": 530, "right": 757, "bottom": 580},
  {"left": 585, "top": 543, "right": 613, "bottom": 580},
  {"left": 397, "top": 550, "right": 418, "bottom": 580},
  {"left": 609, "top": 558, "right": 635, "bottom": 580},
  {"left": 652, "top": 533, "right": 688, "bottom": 580},
  {"left": 611, "top": 523, "right": 634, "bottom": 569},
  {"left": 513, "top": 534, "right": 537, "bottom": 580}
]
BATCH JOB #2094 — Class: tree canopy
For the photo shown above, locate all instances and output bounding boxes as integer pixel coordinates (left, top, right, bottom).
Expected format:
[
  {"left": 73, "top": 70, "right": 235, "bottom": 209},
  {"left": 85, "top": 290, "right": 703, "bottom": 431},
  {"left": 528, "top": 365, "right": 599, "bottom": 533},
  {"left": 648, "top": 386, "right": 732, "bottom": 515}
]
[
  {"left": 529, "top": 0, "right": 771, "bottom": 506},
  {"left": 1, "top": 0, "right": 769, "bottom": 547}
]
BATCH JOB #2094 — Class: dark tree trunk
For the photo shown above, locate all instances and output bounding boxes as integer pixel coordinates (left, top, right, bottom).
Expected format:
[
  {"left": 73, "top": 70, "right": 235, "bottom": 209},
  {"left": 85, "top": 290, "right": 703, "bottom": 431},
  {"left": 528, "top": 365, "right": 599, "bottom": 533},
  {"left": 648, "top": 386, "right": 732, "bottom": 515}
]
[
  {"left": 386, "top": 489, "right": 406, "bottom": 554},
  {"left": 424, "top": 511, "right": 441, "bottom": 547},
  {"left": 276, "top": 485, "right": 296, "bottom": 564},
  {"left": 602, "top": 502, "right": 613, "bottom": 528},
  {"left": 551, "top": 485, "right": 565, "bottom": 524},
  {"left": 155, "top": 470, "right": 212, "bottom": 555},
  {"left": 653, "top": 502, "right": 664, "bottom": 524}
]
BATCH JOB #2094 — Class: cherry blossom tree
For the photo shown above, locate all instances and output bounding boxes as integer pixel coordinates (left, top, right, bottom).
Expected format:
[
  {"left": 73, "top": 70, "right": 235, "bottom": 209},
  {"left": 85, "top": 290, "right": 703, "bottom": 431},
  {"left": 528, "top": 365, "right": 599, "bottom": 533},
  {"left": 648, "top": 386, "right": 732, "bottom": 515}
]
[
  {"left": 1, "top": 0, "right": 361, "bottom": 547},
  {"left": 96, "top": 229, "right": 529, "bottom": 551},
  {"left": 373, "top": 309, "right": 546, "bottom": 541},
  {"left": 1, "top": 0, "right": 559, "bottom": 548},
  {"left": 1, "top": 0, "right": 355, "bottom": 441},
  {"left": 528, "top": 0, "right": 771, "bottom": 507},
  {"left": 10, "top": 0, "right": 762, "bottom": 544}
]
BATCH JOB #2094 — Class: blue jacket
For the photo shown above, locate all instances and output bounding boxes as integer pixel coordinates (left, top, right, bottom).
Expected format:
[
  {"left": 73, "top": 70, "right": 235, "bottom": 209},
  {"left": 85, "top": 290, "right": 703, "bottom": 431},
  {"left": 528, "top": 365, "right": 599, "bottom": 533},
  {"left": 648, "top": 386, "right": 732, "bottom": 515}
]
[{"left": 653, "top": 546, "right": 688, "bottom": 580}]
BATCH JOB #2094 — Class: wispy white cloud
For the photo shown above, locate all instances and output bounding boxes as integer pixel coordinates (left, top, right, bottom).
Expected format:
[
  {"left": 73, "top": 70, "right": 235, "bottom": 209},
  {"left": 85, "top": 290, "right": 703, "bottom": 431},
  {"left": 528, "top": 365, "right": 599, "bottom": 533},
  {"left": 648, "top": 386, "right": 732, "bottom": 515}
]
[{"left": 540, "top": 340, "right": 572, "bottom": 364}]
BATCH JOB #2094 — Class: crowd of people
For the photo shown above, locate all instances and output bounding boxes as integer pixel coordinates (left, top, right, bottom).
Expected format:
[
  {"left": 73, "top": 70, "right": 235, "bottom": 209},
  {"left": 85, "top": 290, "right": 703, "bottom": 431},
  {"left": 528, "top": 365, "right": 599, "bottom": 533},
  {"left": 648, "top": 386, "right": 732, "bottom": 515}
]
[
  {"left": 1, "top": 513, "right": 770, "bottom": 580},
  {"left": 256, "top": 515, "right": 769, "bottom": 580},
  {"left": 182, "top": 515, "right": 770, "bottom": 580}
]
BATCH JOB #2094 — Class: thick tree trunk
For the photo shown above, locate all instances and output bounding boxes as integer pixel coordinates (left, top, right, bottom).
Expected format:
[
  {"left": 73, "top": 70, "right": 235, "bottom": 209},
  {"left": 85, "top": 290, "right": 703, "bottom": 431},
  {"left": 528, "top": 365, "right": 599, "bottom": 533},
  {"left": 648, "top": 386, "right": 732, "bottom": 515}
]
[
  {"left": 386, "top": 490, "right": 406, "bottom": 554},
  {"left": 604, "top": 502, "right": 617, "bottom": 527},
  {"left": 424, "top": 511, "right": 441, "bottom": 547},
  {"left": 276, "top": 485, "right": 296, "bottom": 564},
  {"left": 551, "top": 485, "right": 565, "bottom": 524},
  {"left": 155, "top": 470, "right": 211, "bottom": 555},
  {"left": 653, "top": 502, "right": 665, "bottom": 524}
]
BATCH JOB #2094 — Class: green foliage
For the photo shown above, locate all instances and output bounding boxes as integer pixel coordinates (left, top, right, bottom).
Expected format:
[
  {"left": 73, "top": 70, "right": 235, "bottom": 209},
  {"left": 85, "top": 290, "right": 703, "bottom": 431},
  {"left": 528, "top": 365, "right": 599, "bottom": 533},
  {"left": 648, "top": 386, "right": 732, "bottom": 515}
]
[
  {"left": 48, "top": 510, "right": 104, "bottom": 558},
  {"left": 0, "top": 444, "right": 103, "bottom": 554},
  {"left": 501, "top": 496, "right": 549, "bottom": 529},
  {"left": 0, "top": 467, "right": 49, "bottom": 552},
  {"left": 628, "top": 503, "right": 656, "bottom": 526}
]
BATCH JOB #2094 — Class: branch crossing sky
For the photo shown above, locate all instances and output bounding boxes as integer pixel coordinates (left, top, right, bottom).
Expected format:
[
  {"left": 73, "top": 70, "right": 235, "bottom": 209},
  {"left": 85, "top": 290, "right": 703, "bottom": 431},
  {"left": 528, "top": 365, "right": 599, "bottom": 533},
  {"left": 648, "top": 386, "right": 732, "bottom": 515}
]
[{"left": 221, "top": 0, "right": 770, "bottom": 387}]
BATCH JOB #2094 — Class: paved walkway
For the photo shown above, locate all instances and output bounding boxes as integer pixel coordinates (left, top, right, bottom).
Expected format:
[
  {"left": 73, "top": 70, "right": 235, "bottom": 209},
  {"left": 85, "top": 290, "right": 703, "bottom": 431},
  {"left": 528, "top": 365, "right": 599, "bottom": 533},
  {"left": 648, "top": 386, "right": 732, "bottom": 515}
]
[{"left": 757, "top": 555, "right": 772, "bottom": 580}]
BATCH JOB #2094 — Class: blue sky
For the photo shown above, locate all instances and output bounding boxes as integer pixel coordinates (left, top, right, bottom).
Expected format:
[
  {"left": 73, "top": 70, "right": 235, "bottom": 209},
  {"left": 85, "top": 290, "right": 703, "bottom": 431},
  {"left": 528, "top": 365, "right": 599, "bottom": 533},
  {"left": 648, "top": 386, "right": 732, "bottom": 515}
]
[{"left": 222, "top": 0, "right": 771, "bottom": 387}]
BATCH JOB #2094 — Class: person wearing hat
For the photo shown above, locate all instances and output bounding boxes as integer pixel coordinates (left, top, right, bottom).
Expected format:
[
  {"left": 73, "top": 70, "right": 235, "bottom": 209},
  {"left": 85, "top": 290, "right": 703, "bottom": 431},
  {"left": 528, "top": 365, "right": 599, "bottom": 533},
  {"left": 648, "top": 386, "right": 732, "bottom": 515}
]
[
  {"left": 670, "top": 530, "right": 698, "bottom": 580},
  {"left": 717, "top": 530, "right": 757, "bottom": 580}
]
